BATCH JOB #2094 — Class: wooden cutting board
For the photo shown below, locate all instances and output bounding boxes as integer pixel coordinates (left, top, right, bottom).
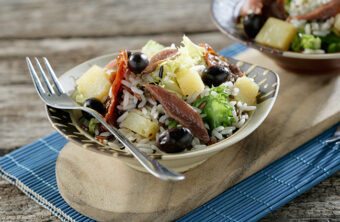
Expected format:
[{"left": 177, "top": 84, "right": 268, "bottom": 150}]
[{"left": 56, "top": 49, "right": 340, "bottom": 222}]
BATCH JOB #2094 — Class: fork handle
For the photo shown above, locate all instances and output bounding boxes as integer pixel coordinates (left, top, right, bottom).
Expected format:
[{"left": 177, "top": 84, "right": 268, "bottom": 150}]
[{"left": 82, "top": 108, "right": 185, "bottom": 181}]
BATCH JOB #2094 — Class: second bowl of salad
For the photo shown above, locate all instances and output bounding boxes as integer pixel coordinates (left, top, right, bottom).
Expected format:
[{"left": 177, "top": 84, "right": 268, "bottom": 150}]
[{"left": 211, "top": 0, "right": 340, "bottom": 73}]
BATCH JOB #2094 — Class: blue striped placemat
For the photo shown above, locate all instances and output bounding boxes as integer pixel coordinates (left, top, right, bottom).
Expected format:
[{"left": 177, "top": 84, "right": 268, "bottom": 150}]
[{"left": 0, "top": 44, "right": 339, "bottom": 221}]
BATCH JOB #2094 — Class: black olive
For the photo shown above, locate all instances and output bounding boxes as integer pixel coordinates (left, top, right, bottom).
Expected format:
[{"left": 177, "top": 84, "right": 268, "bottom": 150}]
[
  {"left": 243, "top": 14, "right": 264, "bottom": 38},
  {"left": 202, "top": 65, "right": 229, "bottom": 87},
  {"left": 157, "top": 127, "right": 194, "bottom": 153},
  {"left": 127, "top": 51, "right": 132, "bottom": 58},
  {"left": 82, "top": 98, "right": 105, "bottom": 119},
  {"left": 128, "top": 52, "right": 149, "bottom": 74}
]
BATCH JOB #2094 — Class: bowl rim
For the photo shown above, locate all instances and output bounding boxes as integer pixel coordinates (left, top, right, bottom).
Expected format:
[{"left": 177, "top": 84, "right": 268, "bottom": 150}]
[
  {"left": 47, "top": 51, "right": 279, "bottom": 160},
  {"left": 210, "top": 0, "right": 340, "bottom": 60}
]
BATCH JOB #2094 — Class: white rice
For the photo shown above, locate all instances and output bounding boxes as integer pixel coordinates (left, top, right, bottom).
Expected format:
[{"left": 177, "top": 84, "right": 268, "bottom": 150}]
[
  {"left": 303, "top": 49, "right": 326, "bottom": 54},
  {"left": 148, "top": 98, "right": 157, "bottom": 106},
  {"left": 212, "top": 129, "right": 223, "bottom": 140},
  {"left": 121, "top": 80, "right": 132, "bottom": 88},
  {"left": 221, "top": 127, "right": 235, "bottom": 135},
  {"left": 100, "top": 132, "right": 112, "bottom": 137},
  {"left": 200, "top": 87, "right": 210, "bottom": 98},
  {"left": 191, "top": 137, "right": 200, "bottom": 146},
  {"left": 117, "top": 111, "right": 129, "bottom": 123},
  {"left": 138, "top": 94, "right": 147, "bottom": 108},
  {"left": 191, "top": 106, "right": 202, "bottom": 114},
  {"left": 91, "top": 63, "right": 257, "bottom": 154},
  {"left": 211, "top": 91, "right": 218, "bottom": 97},
  {"left": 131, "top": 86, "right": 143, "bottom": 95},
  {"left": 193, "top": 144, "right": 207, "bottom": 149},
  {"left": 142, "top": 107, "right": 148, "bottom": 116},
  {"left": 232, "top": 87, "right": 239, "bottom": 96},
  {"left": 186, "top": 91, "right": 201, "bottom": 104},
  {"left": 235, "top": 118, "right": 246, "bottom": 128},
  {"left": 287, "top": 0, "right": 332, "bottom": 17},
  {"left": 159, "top": 114, "right": 169, "bottom": 123},
  {"left": 122, "top": 90, "right": 131, "bottom": 109},
  {"left": 190, "top": 65, "right": 206, "bottom": 75},
  {"left": 288, "top": 0, "right": 335, "bottom": 38}
]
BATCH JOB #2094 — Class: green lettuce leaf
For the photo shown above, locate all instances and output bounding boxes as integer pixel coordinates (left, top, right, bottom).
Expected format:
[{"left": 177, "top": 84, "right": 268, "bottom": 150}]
[{"left": 141, "top": 40, "right": 165, "bottom": 59}]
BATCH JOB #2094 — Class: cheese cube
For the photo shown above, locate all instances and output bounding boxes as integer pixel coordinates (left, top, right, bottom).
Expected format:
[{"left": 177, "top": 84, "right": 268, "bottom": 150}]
[
  {"left": 121, "top": 111, "right": 159, "bottom": 139},
  {"left": 76, "top": 65, "right": 111, "bottom": 103},
  {"left": 176, "top": 68, "right": 204, "bottom": 96}
]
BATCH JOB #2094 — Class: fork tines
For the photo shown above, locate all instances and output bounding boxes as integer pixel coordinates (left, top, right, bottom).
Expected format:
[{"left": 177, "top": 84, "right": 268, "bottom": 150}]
[{"left": 26, "top": 57, "right": 65, "bottom": 98}]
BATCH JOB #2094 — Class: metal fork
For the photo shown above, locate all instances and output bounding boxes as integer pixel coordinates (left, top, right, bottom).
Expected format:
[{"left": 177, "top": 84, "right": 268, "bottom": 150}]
[
  {"left": 325, "top": 125, "right": 340, "bottom": 145},
  {"left": 26, "top": 57, "right": 185, "bottom": 181}
]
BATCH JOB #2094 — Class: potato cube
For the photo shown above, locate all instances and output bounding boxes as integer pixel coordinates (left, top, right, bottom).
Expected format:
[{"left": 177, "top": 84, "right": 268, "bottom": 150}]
[
  {"left": 255, "top": 17, "right": 297, "bottom": 51},
  {"left": 234, "top": 76, "right": 259, "bottom": 105},
  {"left": 176, "top": 68, "right": 204, "bottom": 96},
  {"left": 121, "top": 111, "right": 159, "bottom": 139},
  {"left": 334, "top": 14, "right": 340, "bottom": 32},
  {"left": 76, "top": 65, "right": 111, "bottom": 103}
]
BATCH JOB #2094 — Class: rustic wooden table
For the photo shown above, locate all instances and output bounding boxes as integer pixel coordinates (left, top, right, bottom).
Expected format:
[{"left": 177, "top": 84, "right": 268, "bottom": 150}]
[{"left": 0, "top": 0, "right": 339, "bottom": 221}]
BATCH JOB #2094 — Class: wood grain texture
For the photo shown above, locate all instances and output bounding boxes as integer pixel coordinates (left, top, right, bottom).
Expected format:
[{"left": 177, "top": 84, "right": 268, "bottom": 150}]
[
  {"left": 0, "top": 0, "right": 215, "bottom": 39},
  {"left": 0, "top": 0, "right": 339, "bottom": 221}
]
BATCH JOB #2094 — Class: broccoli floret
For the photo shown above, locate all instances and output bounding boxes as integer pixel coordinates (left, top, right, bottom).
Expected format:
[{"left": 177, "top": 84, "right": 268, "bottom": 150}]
[
  {"left": 291, "top": 34, "right": 322, "bottom": 51},
  {"left": 193, "top": 85, "right": 235, "bottom": 130},
  {"left": 291, "top": 34, "right": 303, "bottom": 52},
  {"left": 327, "top": 43, "right": 340, "bottom": 53},
  {"left": 301, "top": 34, "right": 321, "bottom": 50},
  {"left": 319, "top": 32, "right": 340, "bottom": 44}
]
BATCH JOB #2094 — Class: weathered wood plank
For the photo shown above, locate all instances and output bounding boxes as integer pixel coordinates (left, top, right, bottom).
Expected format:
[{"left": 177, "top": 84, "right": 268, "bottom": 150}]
[
  {"left": 0, "top": 85, "right": 54, "bottom": 150},
  {"left": 0, "top": 32, "right": 232, "bottom": 86},
  {"left": 263, "top": 171, "right": 340, "bottom": 221},
  {"left": 0, "top": 0, "right": 216, "bottom": 39},
  {"left": 0, "top": 178, "right": 59, "bottom": 221}
]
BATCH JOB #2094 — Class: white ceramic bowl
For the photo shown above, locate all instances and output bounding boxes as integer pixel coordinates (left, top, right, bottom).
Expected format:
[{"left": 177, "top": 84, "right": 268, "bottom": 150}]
[{"left": 46, "top": 52, "right": 279, "bottom": 173}]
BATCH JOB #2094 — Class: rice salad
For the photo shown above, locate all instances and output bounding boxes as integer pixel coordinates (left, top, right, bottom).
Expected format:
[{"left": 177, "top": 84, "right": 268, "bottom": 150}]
[
  {"left": 239, "top": 0, "right": 340, "bottom": 53},
  {"left": 73, "top": 36, "right": 259, "bottom": 154}
]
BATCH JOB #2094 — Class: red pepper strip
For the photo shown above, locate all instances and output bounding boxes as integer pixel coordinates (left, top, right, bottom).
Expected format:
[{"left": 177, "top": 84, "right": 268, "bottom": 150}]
[{"left": 105, "top": 50, "right": 128, "bottom": 125}]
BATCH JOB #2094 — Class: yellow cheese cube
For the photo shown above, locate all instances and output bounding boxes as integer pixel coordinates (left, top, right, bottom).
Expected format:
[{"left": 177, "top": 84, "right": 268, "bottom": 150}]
[
  {"left": 121, "top": 111, "right": 159, "bottom": 139},
  {"left": 176, "top": 68, "right": 204, "bottom": 96},
  {"left": 255, "top": 17, "right": 297, "bottom": 51},
  {"left": 234, "top": 76, "right": 259, "bottom": 105},
  {"left": 76, "top": 65, "right": 111, "bottom": 103}
]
